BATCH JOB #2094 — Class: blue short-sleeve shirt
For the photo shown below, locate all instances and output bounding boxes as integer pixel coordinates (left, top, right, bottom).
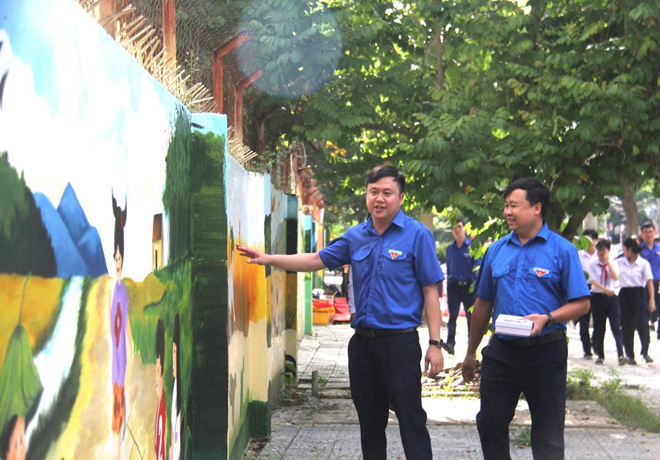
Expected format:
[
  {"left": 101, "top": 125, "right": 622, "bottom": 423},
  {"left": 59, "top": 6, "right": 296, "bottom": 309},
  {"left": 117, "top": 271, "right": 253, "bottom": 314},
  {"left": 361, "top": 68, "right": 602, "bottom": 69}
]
[
  {"left": 446, "top": 239, "right": 478, "bottom": 282},
  {"left": 641, "top": 242, "right": 660, "bottom": 280},
  {"left": 475, "top": 223, "right": 590, "bottom": 338},
  {"left": 319, "top": 209, "right": 444, "bottom": 329}
]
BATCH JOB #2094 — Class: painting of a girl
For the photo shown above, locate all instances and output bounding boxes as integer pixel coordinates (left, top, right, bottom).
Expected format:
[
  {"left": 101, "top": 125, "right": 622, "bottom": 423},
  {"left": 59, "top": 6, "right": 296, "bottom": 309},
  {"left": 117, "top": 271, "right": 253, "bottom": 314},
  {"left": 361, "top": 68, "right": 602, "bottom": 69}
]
[{"left": 110, "top": 194, "right": 132, "bottom": 460}]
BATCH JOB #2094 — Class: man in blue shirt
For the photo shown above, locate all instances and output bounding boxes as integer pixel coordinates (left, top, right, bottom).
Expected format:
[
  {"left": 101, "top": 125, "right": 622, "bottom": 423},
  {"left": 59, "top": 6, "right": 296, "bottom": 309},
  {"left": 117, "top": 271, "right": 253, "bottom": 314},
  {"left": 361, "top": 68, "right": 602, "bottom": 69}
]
[
  {"left": 640, "top": 222, "right": 660, "bottom": 337},
  {"left": 443, "top": 218, "right": 478, "bottom": 355},
  {"left": 461, "top": 177, "right": 590, "bottom": 460},
  {"left": 238, "top": 165, "right": 445, "bottom": 460}
]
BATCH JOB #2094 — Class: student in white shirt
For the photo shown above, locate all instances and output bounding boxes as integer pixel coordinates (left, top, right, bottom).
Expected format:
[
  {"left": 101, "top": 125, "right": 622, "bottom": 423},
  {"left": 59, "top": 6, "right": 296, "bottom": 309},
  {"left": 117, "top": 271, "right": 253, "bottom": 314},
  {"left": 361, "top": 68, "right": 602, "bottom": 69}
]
[
  {"left": 617, "top": 238, "right": 656, "bottom": 364},
  {"left": 578, "top": 229, "right": 599, "bottom": 359},
  {"left": 587, "top": 239, "right": 626, "bottom": 365}
]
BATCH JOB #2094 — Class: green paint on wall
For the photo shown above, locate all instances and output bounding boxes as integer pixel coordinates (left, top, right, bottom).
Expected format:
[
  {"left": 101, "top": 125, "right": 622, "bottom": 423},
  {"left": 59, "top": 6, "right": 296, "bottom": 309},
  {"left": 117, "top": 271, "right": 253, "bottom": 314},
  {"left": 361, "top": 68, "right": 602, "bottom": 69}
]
[
  {"left": 248, "top": 400, "right": 270, "bottom": 438},
  {"left": 304, "top": 273, "right": 312, "bottom": 335},
  {"left": 190, "top": 130, "right": 228, "bottom": 458}
]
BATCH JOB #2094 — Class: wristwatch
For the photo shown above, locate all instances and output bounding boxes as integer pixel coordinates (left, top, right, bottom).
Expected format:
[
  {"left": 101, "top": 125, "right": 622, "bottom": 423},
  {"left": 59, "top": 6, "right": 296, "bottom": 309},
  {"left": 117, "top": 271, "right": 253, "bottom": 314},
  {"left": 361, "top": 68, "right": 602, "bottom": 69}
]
[
  {"left": 429, "top": 339, "right": 442, "bottom": 349},
  {"left": 545, "top": 313, "right": 555, "bottom": 328}
]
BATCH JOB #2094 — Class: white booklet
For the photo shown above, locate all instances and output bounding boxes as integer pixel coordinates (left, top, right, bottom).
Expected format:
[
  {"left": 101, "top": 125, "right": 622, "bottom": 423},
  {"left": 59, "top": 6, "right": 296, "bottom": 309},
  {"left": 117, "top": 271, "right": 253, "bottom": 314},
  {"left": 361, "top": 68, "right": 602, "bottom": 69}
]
[{"left": 495, "top": 314, "right": 534, "bottom": 337}]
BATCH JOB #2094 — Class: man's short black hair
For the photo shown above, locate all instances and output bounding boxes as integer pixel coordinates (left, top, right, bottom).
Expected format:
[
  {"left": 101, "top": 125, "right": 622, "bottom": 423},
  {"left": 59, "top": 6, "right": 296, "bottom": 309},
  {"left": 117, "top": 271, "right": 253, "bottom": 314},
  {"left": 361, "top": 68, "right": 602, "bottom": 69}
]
[
  {"left": 503, "top": 177, "right": 549, "bottom": 218},
  {"left": 595, "top": 239, "right": 611, "bottom": 251},
  {"left": 641, "top": 221, "right": 656, "bottom": 231},
  {"left": 582, "top": 229, "right": 598, "bottom": 241},
  {"left": 366, "top": 165, "right": 405, "bottom": 194},
  {"left": 455, "top": 218, "right": 465, "bottom": 227}
]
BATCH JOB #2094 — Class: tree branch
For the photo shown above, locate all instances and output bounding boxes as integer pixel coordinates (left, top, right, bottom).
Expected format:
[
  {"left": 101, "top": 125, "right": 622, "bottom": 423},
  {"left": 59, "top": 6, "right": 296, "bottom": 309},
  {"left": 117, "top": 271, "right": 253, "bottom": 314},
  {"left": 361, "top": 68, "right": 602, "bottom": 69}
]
[{"left": 360, "top": 123, "right": 421, "bottom": 141}]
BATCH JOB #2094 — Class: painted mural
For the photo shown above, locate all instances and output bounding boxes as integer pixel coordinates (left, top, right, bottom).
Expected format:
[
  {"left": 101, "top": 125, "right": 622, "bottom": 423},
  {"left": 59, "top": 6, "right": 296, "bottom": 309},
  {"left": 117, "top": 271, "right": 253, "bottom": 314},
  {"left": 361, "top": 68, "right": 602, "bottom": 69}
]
[
  {"left": 0, "top": 1, "right": 300, "bottom": 459},
  {"left": 0, "top": 1, "right": 214, "bottom": 458},
  {"left": 225, "top": 155, "right": 300, "bottom": 457}
]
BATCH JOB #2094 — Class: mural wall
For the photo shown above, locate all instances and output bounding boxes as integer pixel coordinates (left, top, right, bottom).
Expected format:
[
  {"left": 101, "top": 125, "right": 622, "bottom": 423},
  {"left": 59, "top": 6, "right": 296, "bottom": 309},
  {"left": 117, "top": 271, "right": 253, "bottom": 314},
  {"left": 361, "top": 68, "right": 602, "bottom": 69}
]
[
  {"left": 0, "top": 2, "right": 301, "bottom": 460},
  {"left": 224, "top": 154, "right": 299, "bottom": 458},
  {"left": 0, "top": 1, "right": 225, "bottom": 459}
]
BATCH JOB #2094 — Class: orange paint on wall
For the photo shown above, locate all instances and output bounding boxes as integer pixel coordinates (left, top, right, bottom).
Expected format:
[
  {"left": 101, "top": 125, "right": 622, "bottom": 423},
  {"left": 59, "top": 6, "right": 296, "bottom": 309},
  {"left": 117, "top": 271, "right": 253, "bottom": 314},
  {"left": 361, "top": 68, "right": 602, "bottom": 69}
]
[
  {"left": 246, "top": 262, "right": 266, "bottom": 323},
  {"left": 229, "top": 238, "right": 267, "bottom": 335}
]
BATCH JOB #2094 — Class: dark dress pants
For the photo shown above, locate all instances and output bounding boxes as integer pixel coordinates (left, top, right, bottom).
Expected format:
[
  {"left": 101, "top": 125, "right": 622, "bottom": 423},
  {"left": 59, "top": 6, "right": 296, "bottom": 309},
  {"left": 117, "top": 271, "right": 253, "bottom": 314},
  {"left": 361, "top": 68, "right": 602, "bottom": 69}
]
[
  {"left": 348, "top": 330, "right": 432, "bottom": 460},
  {"left": 620, "top": 287, "right": 650, "bottom": 359},
  {"left": 477, "top": 335, "right": 567, "bottom": 460},
  {"left": 446, "top": 283, "right": 474, "bottom": 347},
  {"left": 652, "top": 280, "right": 660, "bottom": 337},
  {"left": 578, "top": 308, "right": 592, "bottom": 355},
  {"left": 591, "top": 293, "right": 624, "bottom": 359}
]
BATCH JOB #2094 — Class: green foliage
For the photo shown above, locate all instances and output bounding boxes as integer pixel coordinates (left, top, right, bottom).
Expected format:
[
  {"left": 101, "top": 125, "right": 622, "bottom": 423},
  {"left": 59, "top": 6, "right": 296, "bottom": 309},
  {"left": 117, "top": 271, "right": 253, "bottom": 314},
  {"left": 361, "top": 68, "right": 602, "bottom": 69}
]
[
  {"left": 566, "top": 368, "right": 595, "bottom": 400},
  {"left": 246, "top": 0, "right": 660, "bottom": 245},
  {"left": 566, "top": 369, "right": 660, "bottom": 433},
  {"left": 238, "top": 0, "right": 343, "bottom": 99},
  {"left": 510, "top": 426, "right": 531, "bottom": 448},
  {"left": 0, "top": 152, "right": 57, "bottom": 277},
  {"left": 163, "top": 108, "right": 193, "bottom": 264}
]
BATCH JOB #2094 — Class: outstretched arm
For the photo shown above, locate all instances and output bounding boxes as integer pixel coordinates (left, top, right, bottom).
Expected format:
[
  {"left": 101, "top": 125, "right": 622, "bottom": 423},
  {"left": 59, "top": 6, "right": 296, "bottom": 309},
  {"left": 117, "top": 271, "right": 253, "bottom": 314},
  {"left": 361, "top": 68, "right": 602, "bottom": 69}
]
[{"left": 236, "top": 244, "right": 326, "bottom": 272}]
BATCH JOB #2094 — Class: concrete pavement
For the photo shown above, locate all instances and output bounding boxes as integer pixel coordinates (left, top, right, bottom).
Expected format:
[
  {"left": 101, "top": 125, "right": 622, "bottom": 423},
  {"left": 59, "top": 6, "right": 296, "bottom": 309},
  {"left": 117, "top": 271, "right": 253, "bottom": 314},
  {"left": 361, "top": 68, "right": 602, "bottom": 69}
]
[{"left": 249, "top": 318, "right": 660, "bottom": 459}]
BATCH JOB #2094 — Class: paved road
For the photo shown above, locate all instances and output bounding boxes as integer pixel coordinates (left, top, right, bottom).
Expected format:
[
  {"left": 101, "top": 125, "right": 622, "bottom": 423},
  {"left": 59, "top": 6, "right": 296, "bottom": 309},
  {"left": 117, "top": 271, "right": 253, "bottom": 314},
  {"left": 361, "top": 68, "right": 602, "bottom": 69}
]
[{"left": 251, "top": 318, "right": 660, "bottom": 459}]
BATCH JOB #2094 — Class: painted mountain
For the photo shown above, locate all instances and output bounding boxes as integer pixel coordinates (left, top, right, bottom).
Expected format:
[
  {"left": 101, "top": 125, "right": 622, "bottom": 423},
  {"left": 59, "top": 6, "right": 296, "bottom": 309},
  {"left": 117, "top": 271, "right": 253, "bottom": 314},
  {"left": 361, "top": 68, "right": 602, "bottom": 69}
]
[{"left": 34, "top": 183, "right": 107, "bottom": 277}]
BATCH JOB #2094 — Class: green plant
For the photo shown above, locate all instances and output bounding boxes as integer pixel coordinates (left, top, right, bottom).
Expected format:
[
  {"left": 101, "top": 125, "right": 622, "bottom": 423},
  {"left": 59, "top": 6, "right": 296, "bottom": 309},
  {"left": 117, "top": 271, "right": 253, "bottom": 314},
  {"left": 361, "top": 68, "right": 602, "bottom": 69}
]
[
  {"left": 510, "top": 426, "right": 531, "bottom": 448},
  {"left": 594, "top": 387, "right": 660, "bottom": 432},
  {"left": 282, "top": 370, "right": 295, "bottom": 391},
  {"left": 566, "top": 369, "right": 594, "bottom": 400},
  {"left": 565, "top": 369, "right": 660, "bottom": 433}
]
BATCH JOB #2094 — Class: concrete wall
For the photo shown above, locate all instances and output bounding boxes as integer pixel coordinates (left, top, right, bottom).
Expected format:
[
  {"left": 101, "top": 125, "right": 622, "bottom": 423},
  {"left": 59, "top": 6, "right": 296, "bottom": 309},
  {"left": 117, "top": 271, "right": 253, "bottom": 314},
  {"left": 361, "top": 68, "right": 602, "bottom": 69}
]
[{"left": 0, "top": 2, "right": 296, "bottom": 459}]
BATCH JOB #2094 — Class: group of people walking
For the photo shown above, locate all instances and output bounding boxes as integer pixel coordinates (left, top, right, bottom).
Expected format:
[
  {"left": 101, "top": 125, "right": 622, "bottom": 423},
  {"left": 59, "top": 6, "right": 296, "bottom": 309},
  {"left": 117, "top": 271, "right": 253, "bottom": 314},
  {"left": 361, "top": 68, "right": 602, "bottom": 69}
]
[
  {"left": 236, "top": 165, "right": 636, "bottom": 459},
  {"left": 578, "top": 227, "right": 657, "bottom": 366}
]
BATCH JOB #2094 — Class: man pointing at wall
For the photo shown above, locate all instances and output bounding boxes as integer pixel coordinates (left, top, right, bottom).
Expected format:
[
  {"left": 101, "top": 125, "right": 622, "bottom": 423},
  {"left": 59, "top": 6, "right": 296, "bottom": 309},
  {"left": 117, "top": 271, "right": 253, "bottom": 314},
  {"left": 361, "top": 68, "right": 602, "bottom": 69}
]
[{"left": 237, "top": 165, "right": 444, "bottom": 460}]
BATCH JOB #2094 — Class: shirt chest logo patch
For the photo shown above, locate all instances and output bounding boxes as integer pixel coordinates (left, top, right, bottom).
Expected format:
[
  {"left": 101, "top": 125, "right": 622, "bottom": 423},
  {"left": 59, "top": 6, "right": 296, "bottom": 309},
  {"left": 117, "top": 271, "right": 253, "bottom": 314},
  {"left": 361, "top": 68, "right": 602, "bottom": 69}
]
[
  {"left": 533, "top": 267, "right": 550, "bottom": 277},
  {"left": 388, "top": 249, "right": 403, "bottom": 260}
]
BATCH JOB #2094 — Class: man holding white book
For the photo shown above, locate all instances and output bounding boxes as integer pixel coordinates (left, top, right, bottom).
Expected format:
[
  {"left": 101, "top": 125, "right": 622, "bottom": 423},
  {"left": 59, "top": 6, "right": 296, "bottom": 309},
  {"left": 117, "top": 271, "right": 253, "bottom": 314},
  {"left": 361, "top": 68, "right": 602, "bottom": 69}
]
[{"left": 461, "top": 177, "right": 590, "bottom": 460}]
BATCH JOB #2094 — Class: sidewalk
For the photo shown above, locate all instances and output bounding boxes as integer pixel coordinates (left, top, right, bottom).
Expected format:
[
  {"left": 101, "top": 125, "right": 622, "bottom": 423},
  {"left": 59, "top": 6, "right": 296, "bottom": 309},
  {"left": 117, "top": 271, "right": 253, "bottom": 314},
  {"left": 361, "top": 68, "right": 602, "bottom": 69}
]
[{"left": 250, "top": 319, "right": 660, "bottom": 460}]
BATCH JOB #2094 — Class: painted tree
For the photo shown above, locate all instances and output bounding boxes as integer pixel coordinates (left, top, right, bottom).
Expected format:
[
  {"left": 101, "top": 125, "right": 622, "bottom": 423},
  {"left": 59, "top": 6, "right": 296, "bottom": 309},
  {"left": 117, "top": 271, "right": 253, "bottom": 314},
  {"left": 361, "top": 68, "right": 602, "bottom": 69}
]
[
  {"left": 0, "top": 152, "right": 57, "bottom": 277},
  {"left": 163, "top": 107, "right": 193, "bottom": 263}
]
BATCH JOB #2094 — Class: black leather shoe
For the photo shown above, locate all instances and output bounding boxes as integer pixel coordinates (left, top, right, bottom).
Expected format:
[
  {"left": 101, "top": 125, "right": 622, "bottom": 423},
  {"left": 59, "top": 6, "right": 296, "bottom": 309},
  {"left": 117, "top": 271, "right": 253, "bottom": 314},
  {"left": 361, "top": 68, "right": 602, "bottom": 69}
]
[{"left": 441, "top": 341, "right": 455, "bottom": 355}]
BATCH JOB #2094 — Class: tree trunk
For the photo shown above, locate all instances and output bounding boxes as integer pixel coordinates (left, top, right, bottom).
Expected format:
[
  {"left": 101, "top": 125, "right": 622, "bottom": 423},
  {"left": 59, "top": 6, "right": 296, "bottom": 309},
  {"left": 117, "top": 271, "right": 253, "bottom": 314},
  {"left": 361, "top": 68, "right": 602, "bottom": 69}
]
[
  {"left": 419, "top": 210, "right": 434, "bottom": 234},
  {"left": 561, "top": 212, "right": 586, "bottom": 241},
  {"left": 620, "top": 177, "right": 639, "bottom": 238}
]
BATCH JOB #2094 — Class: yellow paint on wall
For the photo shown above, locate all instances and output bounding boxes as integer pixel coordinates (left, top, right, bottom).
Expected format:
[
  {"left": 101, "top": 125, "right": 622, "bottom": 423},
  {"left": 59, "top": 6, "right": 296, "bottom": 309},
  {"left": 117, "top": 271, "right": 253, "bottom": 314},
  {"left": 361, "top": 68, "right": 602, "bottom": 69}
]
[
  {"left": 248, "top": 316, "right": 270, "bottom": 401},
  {"left": 0, "top": 274, "right": 64, "bottom": 365},
  {"left": 49, "top": 276, "right": 158, "bottom": 459},
  {"left": 247, "top": 262, "right": 266, "bottom": 323},
  {"left": 48, "top": 276, "right": 111, "bottom": 459},
  {"left": 227, "top": 330, "right": 249, "bottom": 454}
]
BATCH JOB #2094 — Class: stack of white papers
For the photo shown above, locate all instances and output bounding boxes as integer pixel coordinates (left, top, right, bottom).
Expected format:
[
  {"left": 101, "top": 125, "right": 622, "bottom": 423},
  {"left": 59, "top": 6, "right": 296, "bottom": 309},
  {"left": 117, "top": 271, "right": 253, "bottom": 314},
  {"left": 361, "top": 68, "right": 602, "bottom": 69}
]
[{"left": 495, "top": 314, "right": 534, "bottom": 337}]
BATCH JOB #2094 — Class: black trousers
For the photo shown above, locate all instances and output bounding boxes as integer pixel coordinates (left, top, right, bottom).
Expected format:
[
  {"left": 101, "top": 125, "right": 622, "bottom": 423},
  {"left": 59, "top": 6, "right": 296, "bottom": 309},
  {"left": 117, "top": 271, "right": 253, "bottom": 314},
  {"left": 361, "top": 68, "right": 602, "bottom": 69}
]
[
  {"left": 652, "top": 280, "right": 660, "bottom": 336},
  {"left": 591, "top": 293, "right": 624, "bottom": 359},
  {"left": 578, "top": 307, "right": 592, "bottom": 355},
  {"left": 446, "top": 282, "right": 474, "bottom": 347},
  {"left": 477, "top": 335, "right": 567, "bottom": 460},
  {"left": 619, "top": 287, "right": 650, "bottom": 359},
  {"left": 348, "top": 330, "right": 432, "bottom": 460}
]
